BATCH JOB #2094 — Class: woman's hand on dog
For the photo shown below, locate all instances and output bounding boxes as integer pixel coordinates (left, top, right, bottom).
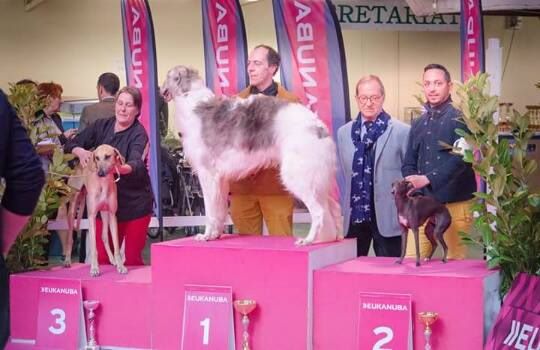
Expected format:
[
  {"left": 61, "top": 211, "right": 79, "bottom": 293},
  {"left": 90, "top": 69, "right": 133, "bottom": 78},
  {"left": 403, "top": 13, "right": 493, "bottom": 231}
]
[{"left": 73, "top": 147, "right": 93, "bottom": 168}]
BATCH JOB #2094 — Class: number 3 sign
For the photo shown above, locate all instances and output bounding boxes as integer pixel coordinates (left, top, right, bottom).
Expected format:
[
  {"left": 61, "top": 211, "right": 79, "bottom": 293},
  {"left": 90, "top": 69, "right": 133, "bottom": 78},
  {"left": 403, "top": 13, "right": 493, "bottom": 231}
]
[
  {"left": 181, "top": 285, "right": 235, "bottom": 350},
  {"left": 357, "top": 293, "right": 412, "bottom": 350},
  {"left": 36, "top": 279, "right": 84, "bottom": 349}
]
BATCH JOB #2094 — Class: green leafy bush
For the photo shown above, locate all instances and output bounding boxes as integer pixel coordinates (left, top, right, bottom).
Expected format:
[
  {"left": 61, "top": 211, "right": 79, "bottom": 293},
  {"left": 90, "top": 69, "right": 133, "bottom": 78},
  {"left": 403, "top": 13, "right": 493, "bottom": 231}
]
[{"left": 455, "top": 73, "right": 540, "bottom": 295}]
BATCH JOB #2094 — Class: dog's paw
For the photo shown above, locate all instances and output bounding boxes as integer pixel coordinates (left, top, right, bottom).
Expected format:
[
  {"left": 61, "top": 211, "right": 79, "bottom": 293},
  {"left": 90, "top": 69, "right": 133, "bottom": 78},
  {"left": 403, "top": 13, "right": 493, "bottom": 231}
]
[
  {"left": 90, "top": 266, "right": 100, "bottom": 277},
  {"left": 295, "top": 237, "right": 314, "bottom": 246},
  {"left": 195, "top": 232, "right": 220, "bottom": 241},
  {"left": 395, "top": 259, "right": 403, "bottom": 265},
  {"left": 195, "top": 233, "right": 210, "bottom": 241},
  {"left": 63, "top": 257, "right": 72, "bottom": 268},
  {"left": 116, "top": 264, "right": 128, "bottom": 274},
  {"left": 415, "top": 260, "right": 421, "bottom": 267}
]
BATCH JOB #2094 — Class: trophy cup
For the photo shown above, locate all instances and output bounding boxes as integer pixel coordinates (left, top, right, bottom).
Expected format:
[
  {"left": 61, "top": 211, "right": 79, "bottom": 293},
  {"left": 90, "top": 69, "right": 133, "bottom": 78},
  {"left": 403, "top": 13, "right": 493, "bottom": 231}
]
[
  {"left": 83, "top": 300, "right": 100, "bottom": 350},
  {"left": 233, "top": 299, "right": 257, "bottom": 350},
  {"left": 418, "top": 311, "right": 438, "bottom": 350}
]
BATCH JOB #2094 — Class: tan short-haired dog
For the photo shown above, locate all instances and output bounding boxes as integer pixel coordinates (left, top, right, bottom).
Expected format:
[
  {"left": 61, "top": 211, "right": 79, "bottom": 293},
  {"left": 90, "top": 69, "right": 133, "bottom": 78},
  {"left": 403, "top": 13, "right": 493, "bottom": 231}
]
[{"left": 61, "top": 144, "right": 128, "bottom": 276}]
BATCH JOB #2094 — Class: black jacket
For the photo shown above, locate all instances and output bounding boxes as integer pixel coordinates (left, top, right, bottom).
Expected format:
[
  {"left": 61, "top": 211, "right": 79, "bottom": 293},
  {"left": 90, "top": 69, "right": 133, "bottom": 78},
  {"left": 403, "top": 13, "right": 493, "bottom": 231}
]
[
  {"left": 65, "top": 117, "right": 153, "bottom": 221},
  {"left": 402, "top": 99, "right": 476, "bottom": 203}
]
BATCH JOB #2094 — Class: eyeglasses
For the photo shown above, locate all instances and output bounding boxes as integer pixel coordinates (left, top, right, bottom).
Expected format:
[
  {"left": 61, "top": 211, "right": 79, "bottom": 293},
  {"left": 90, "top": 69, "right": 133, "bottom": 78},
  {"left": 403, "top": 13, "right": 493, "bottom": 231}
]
[{"left": 357, "top": 95, "right": 382, "bottom": 104}]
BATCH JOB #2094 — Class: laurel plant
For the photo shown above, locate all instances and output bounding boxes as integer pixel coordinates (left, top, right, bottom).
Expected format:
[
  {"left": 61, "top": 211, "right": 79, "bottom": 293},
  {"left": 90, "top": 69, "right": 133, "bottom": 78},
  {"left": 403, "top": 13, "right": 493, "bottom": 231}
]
[
  {"left": 5, "top": 83, "right": 73, "bottom": 272},
  {"left": 454, "top": 73, "right": 540, "bottom": 295}
]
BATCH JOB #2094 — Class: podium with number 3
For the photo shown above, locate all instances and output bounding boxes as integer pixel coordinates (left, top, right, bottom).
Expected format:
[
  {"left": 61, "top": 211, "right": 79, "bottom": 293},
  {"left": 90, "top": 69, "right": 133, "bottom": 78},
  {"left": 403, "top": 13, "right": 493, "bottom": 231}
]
[{"left": 35, "top": 279, "right": 86, "bottom": 349}]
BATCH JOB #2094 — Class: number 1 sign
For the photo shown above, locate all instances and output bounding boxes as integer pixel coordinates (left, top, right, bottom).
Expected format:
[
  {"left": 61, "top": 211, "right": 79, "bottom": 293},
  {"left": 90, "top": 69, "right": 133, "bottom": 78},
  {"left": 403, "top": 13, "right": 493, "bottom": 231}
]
[
  {"left": 181, "top": 285, "right": 235, "bottom": 350},
  {"left": 357, "top": 293, "right": 412, "bottom": 350},
  {"left": 35, "top": 279, "right": 85, "bottom": 349}
]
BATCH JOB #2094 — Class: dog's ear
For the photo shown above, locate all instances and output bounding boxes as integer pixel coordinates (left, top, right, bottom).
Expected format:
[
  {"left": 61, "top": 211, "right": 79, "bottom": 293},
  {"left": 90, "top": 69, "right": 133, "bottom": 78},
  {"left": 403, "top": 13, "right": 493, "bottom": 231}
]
[
  {"left": 113, "top": 148, "right": 126, "bottom": 165},
  {"left": 88, "top": 151, "right": 96, "bottom": 172}
]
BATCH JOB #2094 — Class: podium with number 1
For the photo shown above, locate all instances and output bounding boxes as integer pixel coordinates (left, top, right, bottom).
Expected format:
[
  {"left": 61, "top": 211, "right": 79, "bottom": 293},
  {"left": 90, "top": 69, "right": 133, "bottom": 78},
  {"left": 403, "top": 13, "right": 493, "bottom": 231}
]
[{"left": 181, "top": 285, "right": 235, "bottom": 350}]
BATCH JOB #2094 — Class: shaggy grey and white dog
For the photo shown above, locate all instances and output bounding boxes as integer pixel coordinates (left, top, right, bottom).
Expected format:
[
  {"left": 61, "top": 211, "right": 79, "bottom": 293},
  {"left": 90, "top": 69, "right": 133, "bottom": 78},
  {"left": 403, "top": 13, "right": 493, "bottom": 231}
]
[{"left": 161, "top": 65, "right": 342, "bottom": 245}]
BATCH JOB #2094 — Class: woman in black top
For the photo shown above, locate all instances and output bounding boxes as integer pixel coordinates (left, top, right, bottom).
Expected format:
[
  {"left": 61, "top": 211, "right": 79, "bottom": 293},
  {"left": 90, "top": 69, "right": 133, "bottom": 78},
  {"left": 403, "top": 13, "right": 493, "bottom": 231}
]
[{"left": 65, "top": 86, "right": 153, "bottom": 265}]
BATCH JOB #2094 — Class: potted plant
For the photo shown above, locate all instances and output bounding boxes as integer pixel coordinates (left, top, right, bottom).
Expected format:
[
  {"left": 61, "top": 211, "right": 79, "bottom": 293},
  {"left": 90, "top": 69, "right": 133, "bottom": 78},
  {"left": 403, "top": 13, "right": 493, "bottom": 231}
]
[{"left": 453, "top": 73, "right": 540, "bottom": 295}]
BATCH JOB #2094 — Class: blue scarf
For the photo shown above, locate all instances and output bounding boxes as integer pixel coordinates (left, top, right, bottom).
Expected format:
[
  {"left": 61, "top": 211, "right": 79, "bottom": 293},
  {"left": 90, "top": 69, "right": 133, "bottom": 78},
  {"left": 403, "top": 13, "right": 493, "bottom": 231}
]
[{"left": 350, "top": 111, "right": 390, "bottom": 224}]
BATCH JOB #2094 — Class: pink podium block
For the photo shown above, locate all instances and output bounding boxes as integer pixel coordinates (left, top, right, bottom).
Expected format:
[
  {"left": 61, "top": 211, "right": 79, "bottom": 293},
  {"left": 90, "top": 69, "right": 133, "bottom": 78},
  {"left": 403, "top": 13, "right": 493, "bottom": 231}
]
[
  {"left": 313, "top": 257, "right": 501, "bottom": 350},
  {"left": 151, "top": 235, "right": 356, "bottom": 350},
  {"left": 9, "top": 264, "right": 152, "bottom": 349}
]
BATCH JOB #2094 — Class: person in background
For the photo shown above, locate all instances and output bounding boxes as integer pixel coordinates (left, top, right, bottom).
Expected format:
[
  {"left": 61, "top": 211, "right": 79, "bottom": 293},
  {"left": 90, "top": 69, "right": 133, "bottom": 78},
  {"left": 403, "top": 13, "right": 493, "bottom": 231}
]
[
  {"left": 76, "top": 73, "right": 121, "bottom": 262},
  {"left": 36, "top": 82, "right": 77, "bottom": 151},
  {"left": 79, "top": 72, "right": 120, "bottom": 131},
  {"left": 337, "top": 75, "right": 410, "bottom": 257},
  {"left": 401, "top": 63, "right": 476, "bottom": 259},
  {"left": 230, "top": 44, "right": 299, "bottom": 236},
  {"left": 0, "top": 89, "right": 45, "bottom": 348},
  {"left": 65, "top": 86, "right": 153, "bottom": 266},
  {"left": 35, "top": 82, "right": 77, "bottom": 264}
]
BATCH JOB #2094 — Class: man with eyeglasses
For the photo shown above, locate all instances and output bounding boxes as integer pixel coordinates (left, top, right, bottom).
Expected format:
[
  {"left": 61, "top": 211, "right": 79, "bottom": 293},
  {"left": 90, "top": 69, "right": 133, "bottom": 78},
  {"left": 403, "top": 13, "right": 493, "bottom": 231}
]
[
  {"left": 402, "top": 63, "right": 476, "bottom": 260},
  {"left": 337, "top": 75, "right": 410, "bottom": 257}
]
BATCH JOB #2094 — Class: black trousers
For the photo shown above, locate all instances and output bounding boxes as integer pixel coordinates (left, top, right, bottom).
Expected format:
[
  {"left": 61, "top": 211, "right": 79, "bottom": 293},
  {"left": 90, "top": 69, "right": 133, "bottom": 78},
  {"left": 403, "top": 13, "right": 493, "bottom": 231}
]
[
  {"left": 0, "top": 255, "right": 9, "bottom": 349},
  {"left": 347, "top": 219, "right": 401, "bottom": 258}
]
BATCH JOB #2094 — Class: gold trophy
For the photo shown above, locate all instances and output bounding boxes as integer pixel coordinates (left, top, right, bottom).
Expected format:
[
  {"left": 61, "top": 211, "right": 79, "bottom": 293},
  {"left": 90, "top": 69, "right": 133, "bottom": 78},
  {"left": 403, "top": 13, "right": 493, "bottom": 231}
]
[
  {"left": 418, "top": 311, "right": 438, "bottom": 350},
  {"left": 83, "top": 300, "right": 100, "bottom": 350},
  {"left": 233, "top": 299, "right": 257, "bottom": 350}
]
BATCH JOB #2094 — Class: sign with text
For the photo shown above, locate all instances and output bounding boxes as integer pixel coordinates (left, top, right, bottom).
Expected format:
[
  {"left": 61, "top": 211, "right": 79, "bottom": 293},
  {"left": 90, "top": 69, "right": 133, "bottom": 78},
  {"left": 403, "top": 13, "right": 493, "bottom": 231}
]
[
  {"left": 357, "top": 293, "right": 412, "bottom": 350},
  {"left": 202, "top": 0, "right": 248, "bottom": 97},
  {"left": 181, "top": 285, "right": 235, "bottom": 350},
  {"left": 485, "top": 273, "right": 540, "bottom": 350},
  {"left": 36, "top": 279, "right": 84, "bottom": 349},
  {"left": 334, "top": 0, "right": 459, "bottom": 31}
]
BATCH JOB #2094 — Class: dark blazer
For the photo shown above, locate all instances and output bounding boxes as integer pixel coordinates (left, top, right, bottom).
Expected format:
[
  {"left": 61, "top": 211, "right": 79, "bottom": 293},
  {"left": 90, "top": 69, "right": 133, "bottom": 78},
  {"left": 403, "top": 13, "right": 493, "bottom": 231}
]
[
  {"left": 78, "top": 97, "right": 115, "bottom": 131},
  {"left": 401, "top": 99, "right": 476, "bottom": 203}
]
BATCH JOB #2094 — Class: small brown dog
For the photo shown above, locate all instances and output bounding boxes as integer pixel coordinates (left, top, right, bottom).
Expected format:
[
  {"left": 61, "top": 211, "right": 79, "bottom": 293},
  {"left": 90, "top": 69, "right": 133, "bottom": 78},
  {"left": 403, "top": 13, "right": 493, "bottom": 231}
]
[
  {"left": 61, "top": 144, "right": 127, "bottom": 276},
  {"left": 392, "top": 179, "right": 452, "bottom": 266}
]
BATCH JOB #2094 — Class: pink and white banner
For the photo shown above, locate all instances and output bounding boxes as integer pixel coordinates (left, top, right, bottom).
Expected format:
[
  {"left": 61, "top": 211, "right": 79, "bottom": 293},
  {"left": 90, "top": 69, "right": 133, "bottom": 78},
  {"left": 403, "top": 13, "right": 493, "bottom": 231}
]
[
  {"left": 202, "top": 0, "right": 248, "bottom": 97},
  {"left": 272, "top": 0, "right": 350, "bottom": 138},
  {"left": 121, "top": 0, "right": 162, "bottom": 223},
  {"left": 460, "top": 0, "right": 485, "bottom": 82},
  {"left": 357, "top": 293, "right": 412, "bottom": 350}
]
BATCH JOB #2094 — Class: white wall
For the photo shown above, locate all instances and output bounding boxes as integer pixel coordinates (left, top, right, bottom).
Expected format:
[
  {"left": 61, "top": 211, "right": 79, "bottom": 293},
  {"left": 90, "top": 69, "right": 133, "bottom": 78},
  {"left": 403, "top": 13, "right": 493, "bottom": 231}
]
[{"left": 1, "top": 0, "right": 538, "bottom": 122}]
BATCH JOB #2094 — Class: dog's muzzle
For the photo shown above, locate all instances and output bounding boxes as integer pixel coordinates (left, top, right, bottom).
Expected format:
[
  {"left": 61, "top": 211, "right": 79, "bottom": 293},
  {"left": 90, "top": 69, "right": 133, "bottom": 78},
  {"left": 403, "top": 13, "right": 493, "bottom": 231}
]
[{"left": 97, "top": 169, "right": 107, "bottom": 177}]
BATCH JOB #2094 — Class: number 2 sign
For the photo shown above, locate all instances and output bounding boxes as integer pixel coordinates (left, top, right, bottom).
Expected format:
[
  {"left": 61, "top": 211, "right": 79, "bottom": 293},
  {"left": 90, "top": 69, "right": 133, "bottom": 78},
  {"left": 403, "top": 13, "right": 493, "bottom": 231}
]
[
  {"left": 181, "top": 285, "right": 235, "bottom": 350},
  {"left": 36, "top": 279, "right": 84, "bottom": 349},
  {"left": 357, "top": 293, "right": 412, "bottom": 350}
]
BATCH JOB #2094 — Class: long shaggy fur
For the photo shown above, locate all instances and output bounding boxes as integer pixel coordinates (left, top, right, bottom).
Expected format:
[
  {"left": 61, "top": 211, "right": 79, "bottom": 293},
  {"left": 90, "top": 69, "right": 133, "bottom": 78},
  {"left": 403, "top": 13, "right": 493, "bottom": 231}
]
[{"left": 161, "top": 65, "right": 342, "bottom": 245}]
